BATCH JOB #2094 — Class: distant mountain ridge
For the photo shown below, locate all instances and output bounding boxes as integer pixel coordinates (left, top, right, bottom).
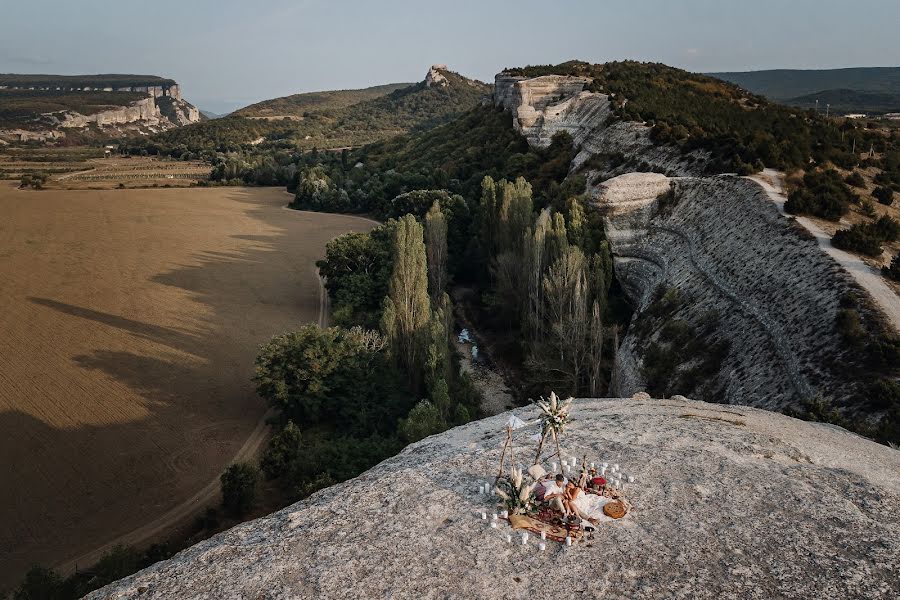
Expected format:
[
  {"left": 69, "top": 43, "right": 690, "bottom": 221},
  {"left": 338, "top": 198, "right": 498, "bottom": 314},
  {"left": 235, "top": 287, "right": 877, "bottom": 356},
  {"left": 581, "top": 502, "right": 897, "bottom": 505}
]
[{"left": 710, "top": 66, "right": 900, "bottom": 114}]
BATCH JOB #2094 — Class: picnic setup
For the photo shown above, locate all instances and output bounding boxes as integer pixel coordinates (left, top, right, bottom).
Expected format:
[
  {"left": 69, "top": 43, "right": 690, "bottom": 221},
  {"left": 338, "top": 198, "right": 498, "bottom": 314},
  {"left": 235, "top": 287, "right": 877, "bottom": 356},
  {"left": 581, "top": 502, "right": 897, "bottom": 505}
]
[{"left": 476, "top": 393, "right": 633, "bottom": 550}]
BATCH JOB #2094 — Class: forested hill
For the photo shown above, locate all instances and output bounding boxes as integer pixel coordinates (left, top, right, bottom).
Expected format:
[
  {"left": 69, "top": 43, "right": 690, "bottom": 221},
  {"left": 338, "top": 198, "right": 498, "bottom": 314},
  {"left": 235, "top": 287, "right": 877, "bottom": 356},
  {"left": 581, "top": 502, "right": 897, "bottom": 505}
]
[
  {"left": 709, "top": 66, "right": 900, "bottom": 114},
  {"left": 233, "top": 83, "right": 413, "bottom": 117},
  {"left": 129, "top": 67, "right": 489, "bottom": 157}
]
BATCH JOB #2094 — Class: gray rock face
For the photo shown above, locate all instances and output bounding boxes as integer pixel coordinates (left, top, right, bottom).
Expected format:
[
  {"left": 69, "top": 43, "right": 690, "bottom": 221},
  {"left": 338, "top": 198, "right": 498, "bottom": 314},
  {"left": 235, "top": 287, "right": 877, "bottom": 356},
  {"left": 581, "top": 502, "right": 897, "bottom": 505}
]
[
  {"left": 493, "top": 72, "right": 707, "bottom": 175},
  {"left": 86, "top": 397, "right": 900, "bottom": 600},
  {"left": 595, "top": 173, "right": 860, "bottom": 411}
]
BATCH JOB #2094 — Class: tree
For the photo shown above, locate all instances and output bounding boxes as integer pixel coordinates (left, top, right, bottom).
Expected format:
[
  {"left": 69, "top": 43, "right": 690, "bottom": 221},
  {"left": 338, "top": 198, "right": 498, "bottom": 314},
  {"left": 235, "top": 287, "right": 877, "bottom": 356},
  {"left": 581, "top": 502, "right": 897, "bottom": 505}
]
[
  {"left": 260, "top": 421, "right": 302, "bottom": 479},
  {"left": 220, "top": 462, "right": 260, "bottom": 517},
  {"left": 874, "top": 185, "right": 895, "bottom": 206},
  {"left": 381, "top": 215, "right": 431, "bottom": 390},
  {"left": 13, "top": 566, "right": 62, "bottom": 600},
  {"left": 425, "top": 201, "right": 448, "bottom": 304},
  {"left": 883, "top": 253, "right": 900, "bottom": 281},
  {"left": 542, "top": 246, "right": 589, "bottom": 392},
  {"left": 399, "top": 400, "right": 445, "bottom": 443},
  {"left": 497, "top": 177, "right": 534, "bottom": 255},
  {"left": 588, "top": 301, "right": 604, "bottom": 397}
]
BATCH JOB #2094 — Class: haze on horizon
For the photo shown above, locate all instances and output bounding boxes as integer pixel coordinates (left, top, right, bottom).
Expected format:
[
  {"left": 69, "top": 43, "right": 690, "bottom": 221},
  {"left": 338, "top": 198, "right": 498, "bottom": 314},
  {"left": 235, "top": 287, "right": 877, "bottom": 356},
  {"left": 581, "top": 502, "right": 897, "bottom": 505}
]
[{"left": 2, "top": 0, "right": 899, "bottom": 114}]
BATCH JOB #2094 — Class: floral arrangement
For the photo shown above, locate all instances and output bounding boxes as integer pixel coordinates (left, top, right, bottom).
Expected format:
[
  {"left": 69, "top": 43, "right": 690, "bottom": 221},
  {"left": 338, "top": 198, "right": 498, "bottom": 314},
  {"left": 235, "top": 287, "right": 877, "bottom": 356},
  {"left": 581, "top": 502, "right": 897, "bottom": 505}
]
[
  {"left": 537, "top": 392, "right": 573, "bottom": 436},
  {"left": 495, "top": 467, "right": 535, "bottom": 515}
]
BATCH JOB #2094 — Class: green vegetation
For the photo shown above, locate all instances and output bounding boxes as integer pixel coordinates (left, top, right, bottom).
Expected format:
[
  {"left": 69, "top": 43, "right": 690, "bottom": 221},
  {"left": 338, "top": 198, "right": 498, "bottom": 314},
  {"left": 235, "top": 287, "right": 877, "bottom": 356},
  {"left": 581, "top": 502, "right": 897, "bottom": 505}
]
[
  {"left": 828, "top": 294, "right": 900, "bottom": 444},
  {"left": 883, "top": 254, "right": 900, "bottom": 281},
  {"left": 873, "top": 185, "right": 895, "bottom": 206},
  {"left": 0, "top": 74, "right": 175, "bottom": 88},
  {"left": 0, "top": 89, "right": 146, "bottom": 127},
  {"left": 845, "top": 171, "right": 865, "bottom": 187},
  {"left": 253, "top": 207, "right": 481, "bottom": 503},
  {"left": 124, "top": 69, "right": 489, "bottom": 159},
  {"left": 630, "top": 287, "right": 731, "bottom": 402},
  {"left": 832, "top": 215, "right": 900, "bottom": 256},
  {"left": 219, "top": 463, "right": 260, "bottom": 518},
  {"left": 708, "top": 66, "right": 900, "bottom": 111},
  {"left": 505, "top": 60, "right": 884, "bottom": 174},
  {"left": 234, "top": 83, "right": 412, "bottom": 117},
  {"left": 785, "top": 169, "right": 859, "bottom": 220}
]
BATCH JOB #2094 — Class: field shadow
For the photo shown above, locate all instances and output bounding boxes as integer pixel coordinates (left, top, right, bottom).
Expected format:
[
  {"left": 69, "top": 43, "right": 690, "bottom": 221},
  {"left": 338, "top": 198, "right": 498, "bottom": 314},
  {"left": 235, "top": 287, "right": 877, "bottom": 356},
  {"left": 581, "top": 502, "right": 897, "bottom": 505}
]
[{"left": 1, "top": 188, "right": 376, "bottom": 587}]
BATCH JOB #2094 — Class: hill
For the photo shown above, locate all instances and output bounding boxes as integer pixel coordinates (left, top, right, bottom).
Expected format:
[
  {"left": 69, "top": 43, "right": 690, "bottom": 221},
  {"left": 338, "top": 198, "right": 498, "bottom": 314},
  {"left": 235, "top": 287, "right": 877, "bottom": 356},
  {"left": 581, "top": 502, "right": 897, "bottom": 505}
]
[
  {"left": 783, "top": 88, "right": 900, "bottom": 114},
  {"left": 709, "top": 67, "right": 900, "bottom": 114},
  {"left": 85, "top": 396, "right": 900, "bottom": 599},
  {"left": 128, "top": 66, "right": 489, "bottom": 157},
  {"left": 233, "top": 82, "right": 413, "bottom": 118}
]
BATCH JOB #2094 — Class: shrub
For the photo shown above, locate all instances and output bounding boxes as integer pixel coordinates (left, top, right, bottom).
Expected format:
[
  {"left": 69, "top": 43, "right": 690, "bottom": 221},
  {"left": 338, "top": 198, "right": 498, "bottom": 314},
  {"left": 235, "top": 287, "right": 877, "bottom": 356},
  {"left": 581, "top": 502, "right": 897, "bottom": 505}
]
[
  {"left": 785, "top": 169, "right": 856, "bottom": 221},
  {"left": 220, "top": 462, "right": 260, "bottom": 517},
  {"left": 874, "top": 185, "right": 895, "bottom": 206},
  {"left": 883, "top": 253, "right": 900, "bottom": 281},
  {"left": 844, "top": 171, "right": 865, "bottom": 187},
  {"left": 832, "top": 226, "right": 884, "bottom": 256}
]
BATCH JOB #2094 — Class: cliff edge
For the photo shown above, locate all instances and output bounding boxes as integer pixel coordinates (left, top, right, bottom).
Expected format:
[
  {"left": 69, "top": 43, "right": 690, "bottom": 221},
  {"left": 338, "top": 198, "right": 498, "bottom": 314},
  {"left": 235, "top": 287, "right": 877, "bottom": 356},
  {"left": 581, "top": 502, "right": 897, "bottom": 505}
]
[{"left": 87, "top": 397, "right": 899, "bottom": 599}]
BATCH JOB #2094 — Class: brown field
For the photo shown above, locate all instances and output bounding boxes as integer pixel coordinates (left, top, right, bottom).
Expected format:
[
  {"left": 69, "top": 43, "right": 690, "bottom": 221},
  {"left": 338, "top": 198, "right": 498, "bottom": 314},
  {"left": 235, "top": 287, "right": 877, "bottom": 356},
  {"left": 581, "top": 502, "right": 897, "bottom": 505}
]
[{"left": 0, "top": 182, "right": 375, "bottom": 588}]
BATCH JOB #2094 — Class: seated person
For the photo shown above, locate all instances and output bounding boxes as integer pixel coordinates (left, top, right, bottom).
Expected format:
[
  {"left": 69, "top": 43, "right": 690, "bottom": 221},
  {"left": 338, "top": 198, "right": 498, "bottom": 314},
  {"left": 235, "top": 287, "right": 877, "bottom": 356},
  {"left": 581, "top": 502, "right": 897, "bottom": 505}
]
[{"left": 542, "top": 474, "right": 569, "bottom": 515}]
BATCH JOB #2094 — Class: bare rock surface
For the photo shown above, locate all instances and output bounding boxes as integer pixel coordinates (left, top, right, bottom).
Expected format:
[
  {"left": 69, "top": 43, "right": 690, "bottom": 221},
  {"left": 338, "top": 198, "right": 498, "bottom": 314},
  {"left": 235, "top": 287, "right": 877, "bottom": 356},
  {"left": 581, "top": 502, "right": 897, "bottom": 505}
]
[
  {"left": 87, "top": 397, "right": 900, "bottom": 600},
  {"left": 594, "top": 173, "right": 863, "bottom": 411}
]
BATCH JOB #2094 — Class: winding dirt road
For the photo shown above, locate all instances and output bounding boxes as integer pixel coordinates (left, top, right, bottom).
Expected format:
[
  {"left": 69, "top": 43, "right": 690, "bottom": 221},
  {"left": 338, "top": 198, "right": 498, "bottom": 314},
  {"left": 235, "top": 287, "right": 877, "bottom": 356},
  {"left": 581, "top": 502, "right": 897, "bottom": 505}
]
[{"left": 747, "top": 169, "right": 900, "bottom": 333}]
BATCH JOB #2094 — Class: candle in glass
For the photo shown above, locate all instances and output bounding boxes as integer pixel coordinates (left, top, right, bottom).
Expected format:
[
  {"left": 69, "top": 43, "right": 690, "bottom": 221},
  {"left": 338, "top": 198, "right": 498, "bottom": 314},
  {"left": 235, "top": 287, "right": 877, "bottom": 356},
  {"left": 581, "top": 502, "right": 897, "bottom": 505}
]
[{"left": 539, "top": 542, "right": 546, "bottom": 551}]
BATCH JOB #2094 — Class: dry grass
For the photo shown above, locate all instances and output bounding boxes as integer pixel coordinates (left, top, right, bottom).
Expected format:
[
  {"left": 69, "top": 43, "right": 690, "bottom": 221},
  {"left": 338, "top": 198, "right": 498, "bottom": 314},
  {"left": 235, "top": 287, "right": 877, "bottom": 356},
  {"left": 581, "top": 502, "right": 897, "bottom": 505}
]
[{"left": 0, "top": 183, "right": 375, "bottom": 587}]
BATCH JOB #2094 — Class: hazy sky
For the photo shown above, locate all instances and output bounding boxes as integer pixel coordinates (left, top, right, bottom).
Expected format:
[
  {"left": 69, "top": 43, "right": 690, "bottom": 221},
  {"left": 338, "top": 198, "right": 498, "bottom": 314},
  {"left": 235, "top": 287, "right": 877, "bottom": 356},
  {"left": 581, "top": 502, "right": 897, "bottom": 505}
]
[{"left": 2, "top": 0, "right": 898, "bottom": 113}]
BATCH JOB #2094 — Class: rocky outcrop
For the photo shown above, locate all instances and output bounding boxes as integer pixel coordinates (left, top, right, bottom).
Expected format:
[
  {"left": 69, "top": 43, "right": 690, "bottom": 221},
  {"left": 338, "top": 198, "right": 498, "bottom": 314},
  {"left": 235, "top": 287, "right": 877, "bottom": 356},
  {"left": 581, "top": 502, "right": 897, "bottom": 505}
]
[
  {"left": 425, "top": 65, "right": 450, "bottom": 88},
  {"left": 0, "top": 79, "right": 200, "bottom": 143},
  {"left": 493, "top": 72, "right": 706, "bottom": 175},
  {"left": 86, "top": 397, "right": 900, "bottom": 599},
  {"left": 54, "top": 96, "right": 161, "bottom": 128},
  {"left": 595, "top": 173, "right": 861, "bottom": 411}
]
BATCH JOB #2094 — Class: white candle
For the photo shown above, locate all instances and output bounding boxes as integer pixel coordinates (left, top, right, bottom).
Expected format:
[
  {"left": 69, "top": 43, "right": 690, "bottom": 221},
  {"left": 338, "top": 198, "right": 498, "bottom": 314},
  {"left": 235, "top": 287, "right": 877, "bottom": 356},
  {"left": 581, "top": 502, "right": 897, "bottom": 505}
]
[
  {"left": 628, "top": 476, "right": 635, "bottom": 483},
  {"left": 551, "top": 462, "right": 558, "bottom": 471},
  {"left": 492, "top": 513, "right": 498, "bottom": 520},
  {"left": 571, "top": 457, "right": 577, "bottom": 466},
  {"left": 561, "top": 459, "right": 568, "bottom": 468},
  {"left": 590, "top": 462, "right": 595, "bottom": 469},
  {"left": 481, "top": 512, "right": 487, "bottom": 520},
  {"left": 506, "top": 534, "right": 512, "bottom": 543},
  {"left": 539, "top": 542, "right": 546, "bottom": 551},
  {"left": 501, "top": 510, "right": 508, "bottom": 519},
  {"left": 565, "top": 536, "right": 572, "bottom": 547},
  {"left": 613, "top": 463, "right": 619, "bottom": 471},
  {"left": 522, "top": 533, "right": 529, "bottom": 545},
  {"left": 541, "top": 531, "right": 546, "bottom": 540},
  {"left": 490, "top": 521, "right": 497, "bottom": 528}
]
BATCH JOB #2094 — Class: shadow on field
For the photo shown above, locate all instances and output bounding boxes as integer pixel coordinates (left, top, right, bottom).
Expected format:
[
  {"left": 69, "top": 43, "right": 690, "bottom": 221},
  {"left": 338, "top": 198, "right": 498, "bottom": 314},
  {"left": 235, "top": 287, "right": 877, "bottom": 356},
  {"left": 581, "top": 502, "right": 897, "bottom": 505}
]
[{"left": 1, "top": 188, "right": 377, "bottom": 589}]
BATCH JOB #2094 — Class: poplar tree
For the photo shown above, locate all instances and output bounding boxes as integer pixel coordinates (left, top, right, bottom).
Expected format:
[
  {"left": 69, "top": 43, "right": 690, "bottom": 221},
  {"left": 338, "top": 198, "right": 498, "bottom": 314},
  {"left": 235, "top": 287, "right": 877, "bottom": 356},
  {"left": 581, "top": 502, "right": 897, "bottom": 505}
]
[
  {"left": 381, "top": 214, "right": 431, "bottom": 390},
  {"left": 425, "top": 201, "right": 448, "bottom": 305}
]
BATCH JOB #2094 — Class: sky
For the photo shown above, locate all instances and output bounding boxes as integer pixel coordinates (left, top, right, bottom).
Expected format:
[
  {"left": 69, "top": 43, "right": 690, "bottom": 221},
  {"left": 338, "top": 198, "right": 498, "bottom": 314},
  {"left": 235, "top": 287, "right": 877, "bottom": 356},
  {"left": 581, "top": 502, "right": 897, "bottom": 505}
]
[{"left": 2, "top": 0, "right": 898, "bottom": 114}]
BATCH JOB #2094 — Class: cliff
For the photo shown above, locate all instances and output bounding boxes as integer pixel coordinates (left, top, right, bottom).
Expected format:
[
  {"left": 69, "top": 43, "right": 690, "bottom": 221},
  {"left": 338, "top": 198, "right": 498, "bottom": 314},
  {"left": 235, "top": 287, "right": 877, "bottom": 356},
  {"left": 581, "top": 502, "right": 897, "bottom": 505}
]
[
  {"left": 0, "top": 76, "right": 200, "bottom": 142},
  {"left": 86, "top": 396, "right": 900, "bottom": 599},
  {"left": 493, "top": 70, "right": 891, "bottom": 418},
  {"left": 595, "top": 173, "right": 859, "bottom": 411},
  {"left": 493, "top": 73, "right": 707, "bottom": 175}
]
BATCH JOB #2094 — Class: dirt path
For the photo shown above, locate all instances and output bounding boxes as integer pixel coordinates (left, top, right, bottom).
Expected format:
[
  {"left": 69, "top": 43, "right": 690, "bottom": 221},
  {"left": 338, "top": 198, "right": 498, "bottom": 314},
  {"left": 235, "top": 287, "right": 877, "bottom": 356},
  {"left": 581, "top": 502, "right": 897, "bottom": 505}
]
[
  {"left": 53, "top": 407, "right": 275, "bottom": 577},
  {"left": 747, "top": 169, "right": 900, "bottom": 333}
]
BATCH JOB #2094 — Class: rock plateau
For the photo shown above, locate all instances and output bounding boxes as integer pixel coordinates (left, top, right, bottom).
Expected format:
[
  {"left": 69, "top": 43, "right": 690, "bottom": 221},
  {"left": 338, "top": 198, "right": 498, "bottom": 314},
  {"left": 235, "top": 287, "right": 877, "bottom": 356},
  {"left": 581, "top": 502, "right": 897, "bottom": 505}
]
[{"left": 87, "top": 397, "right": 900, "bottom": 599}]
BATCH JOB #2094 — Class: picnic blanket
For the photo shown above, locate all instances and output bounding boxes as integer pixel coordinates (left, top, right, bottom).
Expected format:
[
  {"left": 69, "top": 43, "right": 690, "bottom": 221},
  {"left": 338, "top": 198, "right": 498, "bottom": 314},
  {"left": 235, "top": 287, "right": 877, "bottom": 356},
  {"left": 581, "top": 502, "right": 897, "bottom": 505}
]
[{"left": 508, "top": 514, "right": 584, "bottom": 542}]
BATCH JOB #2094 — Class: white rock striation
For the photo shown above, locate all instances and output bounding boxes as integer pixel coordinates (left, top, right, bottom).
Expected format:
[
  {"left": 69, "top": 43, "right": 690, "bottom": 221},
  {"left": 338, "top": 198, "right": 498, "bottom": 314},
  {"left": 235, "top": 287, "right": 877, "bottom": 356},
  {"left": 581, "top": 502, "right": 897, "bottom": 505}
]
[{"left": 86, "top": 397, "right": 900, "bottom": 600}]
